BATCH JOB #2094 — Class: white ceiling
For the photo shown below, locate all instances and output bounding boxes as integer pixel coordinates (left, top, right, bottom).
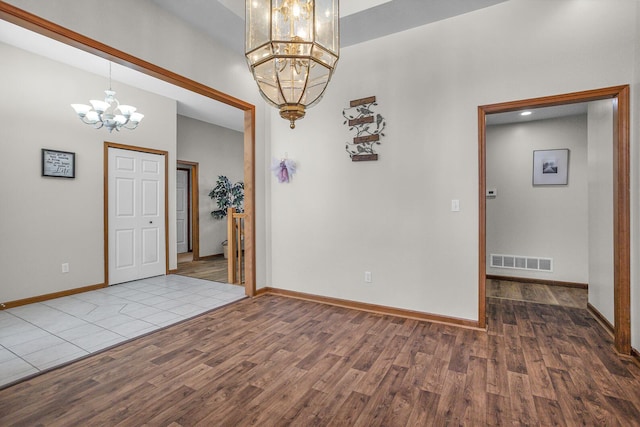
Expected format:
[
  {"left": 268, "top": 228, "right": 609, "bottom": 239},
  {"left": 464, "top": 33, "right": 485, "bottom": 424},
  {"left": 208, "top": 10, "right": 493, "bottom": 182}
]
[
  {"left": 4, "top": 0, "right": 556, "bottom": 131},
  {"left": 150, "top": 0, "right": 509, "bottom": 53},
  {"left": 486, "top": 103, "right": 590, "bottom": 126}
]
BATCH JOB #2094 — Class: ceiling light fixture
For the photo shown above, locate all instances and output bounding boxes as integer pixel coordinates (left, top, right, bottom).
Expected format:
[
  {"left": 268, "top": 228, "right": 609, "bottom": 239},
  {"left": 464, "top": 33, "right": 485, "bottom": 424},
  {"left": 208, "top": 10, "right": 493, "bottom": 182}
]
[
  {"left": 245, "top": 0, "right": 340, "bottom": 129},
  {"left": 520, "top": 111, "right": 532, "bottom": 116},
  {"left": 71, "top": 62, "right": 144, "bottom": 133}
]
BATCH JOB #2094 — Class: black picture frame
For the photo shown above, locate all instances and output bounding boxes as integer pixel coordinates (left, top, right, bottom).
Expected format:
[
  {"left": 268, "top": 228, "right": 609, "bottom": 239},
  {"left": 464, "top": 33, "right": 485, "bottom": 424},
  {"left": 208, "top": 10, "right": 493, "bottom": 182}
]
[
  {"left": 532, "top": 148, "right": 569, "bottom": 186},
  {"left": 42, "top": 149, "right": 76, "bottom": 178}
]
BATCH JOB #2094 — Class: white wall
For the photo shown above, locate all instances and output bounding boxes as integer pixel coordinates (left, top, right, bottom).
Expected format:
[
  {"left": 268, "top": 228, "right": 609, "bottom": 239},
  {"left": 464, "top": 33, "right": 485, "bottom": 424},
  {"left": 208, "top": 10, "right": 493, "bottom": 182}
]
[
  {"left": 177, "top": 115, "right": 244, "bottom": 257},
  {"left": 269, "top": 0, "right": 638, "bottom": 323},
  {"left": 5, "top": 0, "right": 270, "bottom": 290},
  {"left": 486, "top": 115, "right": 589, "bottom": 283},
  {"left": 587, "top": 100, "right": 615, "bottom": 324},
  {"left": 0, "top": 42, "right": 176, "bottom": 302}
]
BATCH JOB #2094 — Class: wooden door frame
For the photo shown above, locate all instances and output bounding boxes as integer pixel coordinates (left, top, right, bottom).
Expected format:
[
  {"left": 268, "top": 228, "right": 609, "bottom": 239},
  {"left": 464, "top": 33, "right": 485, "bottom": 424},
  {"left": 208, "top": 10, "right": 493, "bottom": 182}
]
[
  {"left": 478, "top": 85, "right": 631, "bottom": 354},
  {"left": 177, "top": 161, "right": 200, "bottom": 260},
  {"left": 0, "top": 2, "right": 257, "bottom": 297},
  {"left": 104, "top": 143, "right": 169, "bottom": 285}
]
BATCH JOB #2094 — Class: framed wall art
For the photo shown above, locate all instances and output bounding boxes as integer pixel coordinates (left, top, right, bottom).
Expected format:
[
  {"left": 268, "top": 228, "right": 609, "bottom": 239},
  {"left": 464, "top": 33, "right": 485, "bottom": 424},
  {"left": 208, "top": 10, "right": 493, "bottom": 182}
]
[
  {"left": 42, "top": 149, "right": 76, "bottom": 178},
  {"left": 532, "top": 148, "right": 569, "bottom": 185}
]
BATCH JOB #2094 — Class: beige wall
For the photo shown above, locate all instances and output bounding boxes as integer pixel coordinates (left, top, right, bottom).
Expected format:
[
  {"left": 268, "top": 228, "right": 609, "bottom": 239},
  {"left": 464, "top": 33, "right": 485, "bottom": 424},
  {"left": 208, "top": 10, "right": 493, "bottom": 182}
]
[
  {"left": 177, "top": 115, "right": 244, "bottom": 257},
  {"left": 0, "top": 42, "right": 176, "bottom": 302},
  {"left": 486, "top": 115, "right": 589, "bottom": 283},
  {"left": 268, "top": 0, "right": 638, "bottom": 323},
  {"left": 587, "top": 100, "right": 615, "bottom": 324}
]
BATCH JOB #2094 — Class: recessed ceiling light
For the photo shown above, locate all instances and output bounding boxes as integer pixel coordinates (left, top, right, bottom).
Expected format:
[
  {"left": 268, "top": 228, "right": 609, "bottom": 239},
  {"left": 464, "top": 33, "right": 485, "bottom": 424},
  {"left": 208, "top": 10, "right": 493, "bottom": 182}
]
[{"left": 520, "top": 111, "right": 532, "bottom": 116}]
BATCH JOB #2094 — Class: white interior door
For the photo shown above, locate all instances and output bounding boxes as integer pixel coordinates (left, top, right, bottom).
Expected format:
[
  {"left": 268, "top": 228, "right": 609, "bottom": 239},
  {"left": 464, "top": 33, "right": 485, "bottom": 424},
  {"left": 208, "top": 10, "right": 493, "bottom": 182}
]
[
  {"left": 176, "top": 168, "right": 189, "bottom": 254},
  {"left": 108, "top": 147, "right": 166, "bottom": 285}
]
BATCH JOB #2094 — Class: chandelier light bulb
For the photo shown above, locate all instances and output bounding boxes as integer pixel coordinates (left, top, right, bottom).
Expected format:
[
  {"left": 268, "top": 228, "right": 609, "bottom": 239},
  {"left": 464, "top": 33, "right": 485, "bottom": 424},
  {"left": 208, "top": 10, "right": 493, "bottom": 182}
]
[
  {"left": 245, "top": 0, "right": 340, "bottom": 129},
  {"left": 70, "top": 63, "right": 144, "bottom": 133}
]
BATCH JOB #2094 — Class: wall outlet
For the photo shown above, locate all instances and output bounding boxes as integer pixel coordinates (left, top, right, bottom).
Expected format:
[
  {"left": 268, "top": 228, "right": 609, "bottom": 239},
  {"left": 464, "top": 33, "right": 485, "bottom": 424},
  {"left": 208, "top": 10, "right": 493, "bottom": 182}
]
[
  {"left": 364, "top": 271, "right": 372, "bottom": 283},
  {"left": 61, "top": 263, "right": 69, "bottom": 273}
]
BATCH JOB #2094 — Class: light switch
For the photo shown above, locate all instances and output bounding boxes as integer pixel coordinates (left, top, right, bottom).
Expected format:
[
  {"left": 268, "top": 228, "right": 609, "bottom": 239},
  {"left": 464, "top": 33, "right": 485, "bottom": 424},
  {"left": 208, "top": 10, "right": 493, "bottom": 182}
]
[{"left": 451, "top": 199, "right": 460, "bottom": 212}]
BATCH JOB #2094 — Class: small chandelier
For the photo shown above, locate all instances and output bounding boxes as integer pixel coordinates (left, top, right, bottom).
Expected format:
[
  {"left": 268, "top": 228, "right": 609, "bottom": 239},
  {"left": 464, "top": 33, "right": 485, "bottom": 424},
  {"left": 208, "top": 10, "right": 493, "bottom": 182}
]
[
  {"left": 245, "top": 0, "right": 340, "bottom": 129},
  {"left": 71, "top": 62, "right": 144, "bottom": 133}
]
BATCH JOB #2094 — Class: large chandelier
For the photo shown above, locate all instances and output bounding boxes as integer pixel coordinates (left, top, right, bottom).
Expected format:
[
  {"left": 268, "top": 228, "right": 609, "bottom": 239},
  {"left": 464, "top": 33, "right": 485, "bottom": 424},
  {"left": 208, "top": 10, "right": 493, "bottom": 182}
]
[
  {"left": 245, "top": 0, "right": 339, "bottom": 129},
  {"left": 71, "top": 62, "right": 144, "bottom": 133}
]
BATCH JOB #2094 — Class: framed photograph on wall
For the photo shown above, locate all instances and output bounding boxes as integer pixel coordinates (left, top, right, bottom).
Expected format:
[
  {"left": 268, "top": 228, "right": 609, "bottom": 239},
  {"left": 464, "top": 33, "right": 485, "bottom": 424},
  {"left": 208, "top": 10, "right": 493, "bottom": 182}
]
[
  {"left": 42, "top": 149, "right": 75, "bottom": 178},
  {"left": 532, "top": 149, "right": 569, "bottom": 185}
]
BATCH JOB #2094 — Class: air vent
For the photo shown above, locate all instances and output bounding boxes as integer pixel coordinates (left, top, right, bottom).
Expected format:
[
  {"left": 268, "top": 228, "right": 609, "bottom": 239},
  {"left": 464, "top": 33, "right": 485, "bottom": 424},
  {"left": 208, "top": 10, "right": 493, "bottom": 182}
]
[{"left": 490, "top": 253, "right": 553, "bottom": 272}]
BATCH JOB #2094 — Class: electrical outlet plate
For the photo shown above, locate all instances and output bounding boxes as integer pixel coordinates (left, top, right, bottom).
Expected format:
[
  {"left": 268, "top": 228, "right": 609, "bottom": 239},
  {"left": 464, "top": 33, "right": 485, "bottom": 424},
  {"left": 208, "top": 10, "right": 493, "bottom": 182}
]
[
  {"left": 61, "top": 263, "right": 69, "bottom": 273},
  {"left": 364, "top": 271, "right": 372, "bottom": 283}
]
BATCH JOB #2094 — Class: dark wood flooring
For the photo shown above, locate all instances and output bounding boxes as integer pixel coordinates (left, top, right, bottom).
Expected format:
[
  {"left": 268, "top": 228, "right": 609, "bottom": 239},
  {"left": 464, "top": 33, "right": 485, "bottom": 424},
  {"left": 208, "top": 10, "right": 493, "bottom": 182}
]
[
  {"left": 487, "top": 278, "right": 587, "bottom": 308},
  {"left": 1, "top": 287, "right": 638, "bottom": 425},
  {"left": 176, "top": 253, "right": 228, "bottom": 283}
]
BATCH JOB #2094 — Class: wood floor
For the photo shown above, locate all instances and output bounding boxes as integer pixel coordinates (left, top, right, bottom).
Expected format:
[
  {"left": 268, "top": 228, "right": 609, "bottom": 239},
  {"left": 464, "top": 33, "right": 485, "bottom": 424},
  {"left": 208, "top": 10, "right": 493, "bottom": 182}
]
[
  {"left": 487, "top": 278, "right": 587, "bottom": 308},
  {"left": 1, "top": 285, "right": 639, "bottom": 425},
  {"left": 176, "top": 253, "right": 229, "bottom": 284}
]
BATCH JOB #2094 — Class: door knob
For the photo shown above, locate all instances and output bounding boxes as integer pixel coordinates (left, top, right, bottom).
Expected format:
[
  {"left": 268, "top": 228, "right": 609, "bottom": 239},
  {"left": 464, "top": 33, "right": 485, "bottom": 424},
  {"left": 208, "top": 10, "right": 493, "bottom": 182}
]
[{"left": 149, "top": 221, "right": 153, "bottom": 224}]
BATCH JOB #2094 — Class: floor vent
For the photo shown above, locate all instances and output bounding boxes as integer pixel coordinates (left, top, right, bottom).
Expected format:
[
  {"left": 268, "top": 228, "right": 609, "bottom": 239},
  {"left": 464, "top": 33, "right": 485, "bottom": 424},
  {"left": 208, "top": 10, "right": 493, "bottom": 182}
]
[{"left": 490, "top": 254, "right": 553, "bottom": 272}]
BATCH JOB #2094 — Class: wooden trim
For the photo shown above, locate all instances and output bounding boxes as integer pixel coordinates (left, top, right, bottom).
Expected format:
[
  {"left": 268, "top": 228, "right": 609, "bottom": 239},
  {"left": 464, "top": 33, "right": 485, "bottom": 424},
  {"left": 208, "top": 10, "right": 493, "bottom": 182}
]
[
  {"left": 0, "top": 3, "right": 252, "bottom": 111},
  {"left": 486, "top": 275, "right": 588, "bottom": 289},
  {"left": 244, "top": 108, "right": 256, "bottom": 297},
  {"left": 260, "top": 287, "right": 483, "bottom": 330},
  {"left": 197, "top": 254, "right": 224, "bottom": 261},
  {"left": 168, "top": 269, "right": 178, "bottom": 275},
  {"left": 631, "top": 348, "right": 640, "bottom": 369},
  {"left": 177, "top": 160, "right": 200, "bottom": 260},
  {"left": 227, "top": 207, "right": 236, "bottom": 284},
  {"left": 587, "top": 302, "right": 614, "bottom": 335},
  {"left": 177, "top": 167, "right": 193, "bottom": 254},
  {"left": 254, "top": 287, "right": 269, "bottom": 297},
  {"left": 479, "top": 86, "right": 630, "bottom": 114},
  {"left": 103, "top": 141, "right": 109, "bottom": 287},
  {"left": 612, "top": 85, "right": 631, "bottom": 355},
  {"left": 0, "top": 2, "right": 257, "bottom": 298},
  {"left": 105, "top": 142, "right": 169, "bottom": 156},
  {"left": 104, "top": 142, "right": 170, "bottom": 284},
  {"left": 1, "top": 283, "right": 106, "bottom": 309},
  {"left": 191, "top": 165, "right": 200, "bottom": 260},
  {"left": 478, "top": 85, "right": 631, "bottom": 355},
  {"left": 164, "top": 149, "right": 169, "bottom": 275},
  {"left": 478, "top": 106, "right": 487, "bottom": 329}
]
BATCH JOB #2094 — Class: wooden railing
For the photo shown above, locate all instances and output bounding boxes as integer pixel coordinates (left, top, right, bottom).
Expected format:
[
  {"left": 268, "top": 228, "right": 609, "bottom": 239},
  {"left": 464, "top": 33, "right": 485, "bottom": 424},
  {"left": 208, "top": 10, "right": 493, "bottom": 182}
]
[{"left": 227, "top": 207, "right": 246, "bottom": 285}]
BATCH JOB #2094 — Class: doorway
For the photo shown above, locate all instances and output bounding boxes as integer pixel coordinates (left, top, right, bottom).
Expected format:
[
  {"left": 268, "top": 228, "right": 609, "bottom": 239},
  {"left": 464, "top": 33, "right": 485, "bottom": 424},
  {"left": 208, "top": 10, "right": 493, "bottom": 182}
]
[
  {"left": 0, "top": 3, "right": 259, "bottom": 297},
  {"left": 177, "top": 168, "right": 191, "bottom": 254},
  {"left": 478, "top": 85, "right": 631, "bottom": 354},
  {"left": 176, "top": 160, "right": 201, "bottom": 261}
]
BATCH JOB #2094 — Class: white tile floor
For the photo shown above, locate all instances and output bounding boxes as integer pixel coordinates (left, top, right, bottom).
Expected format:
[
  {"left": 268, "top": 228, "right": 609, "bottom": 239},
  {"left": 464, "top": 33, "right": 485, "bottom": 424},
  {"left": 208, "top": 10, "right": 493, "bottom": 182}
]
[{"left": 0, "top": 275, "right": 245, "bottom": 388}]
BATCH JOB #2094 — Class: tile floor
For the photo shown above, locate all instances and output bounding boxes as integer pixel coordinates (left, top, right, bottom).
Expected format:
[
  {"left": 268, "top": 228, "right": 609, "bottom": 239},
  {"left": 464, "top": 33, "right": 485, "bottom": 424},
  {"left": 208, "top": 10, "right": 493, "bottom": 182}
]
[{"left": 0, "top": 275, "right": 245, "bottom": 388}]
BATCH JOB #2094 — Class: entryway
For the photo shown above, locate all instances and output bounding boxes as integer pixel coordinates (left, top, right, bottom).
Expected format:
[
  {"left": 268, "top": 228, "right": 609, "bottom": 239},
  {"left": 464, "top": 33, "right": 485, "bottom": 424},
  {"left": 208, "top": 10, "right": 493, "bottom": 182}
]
[{"left": 478, "top": 85, "right": 631, "bottom": 355}]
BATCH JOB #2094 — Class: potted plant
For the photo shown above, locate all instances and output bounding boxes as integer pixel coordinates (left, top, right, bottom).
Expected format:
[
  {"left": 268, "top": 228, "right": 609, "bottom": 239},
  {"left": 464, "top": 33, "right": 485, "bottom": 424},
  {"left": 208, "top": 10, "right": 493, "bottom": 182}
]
[
  {"left": 209, "top": 176, "right": 244, "bottom": 258},
  {"left": 209, "top": 175, "right": 244, "bottom": 220}
]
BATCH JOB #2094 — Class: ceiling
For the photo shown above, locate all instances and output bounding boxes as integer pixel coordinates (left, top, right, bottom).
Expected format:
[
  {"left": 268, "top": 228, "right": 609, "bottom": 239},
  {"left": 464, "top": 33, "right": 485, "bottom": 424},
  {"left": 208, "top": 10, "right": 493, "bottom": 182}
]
[
  {"left": 486, "top": 103, "right": 590, "bottom": 126},
  {"left": 10, "top": 0, "right": 592, "bottom": 132},
  {"left": 150, "top": 0, "right": 509, "bottom": 53}
]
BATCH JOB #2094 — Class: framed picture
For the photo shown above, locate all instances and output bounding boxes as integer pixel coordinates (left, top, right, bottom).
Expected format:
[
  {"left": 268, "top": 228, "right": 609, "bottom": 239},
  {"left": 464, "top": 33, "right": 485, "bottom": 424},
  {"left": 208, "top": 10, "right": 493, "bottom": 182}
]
[
  {"left": 42, "top": 149, "right": 75, "bottom": 178},
  {"left": 532, "top": 149, "right": 569, "bottom": 185}
]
